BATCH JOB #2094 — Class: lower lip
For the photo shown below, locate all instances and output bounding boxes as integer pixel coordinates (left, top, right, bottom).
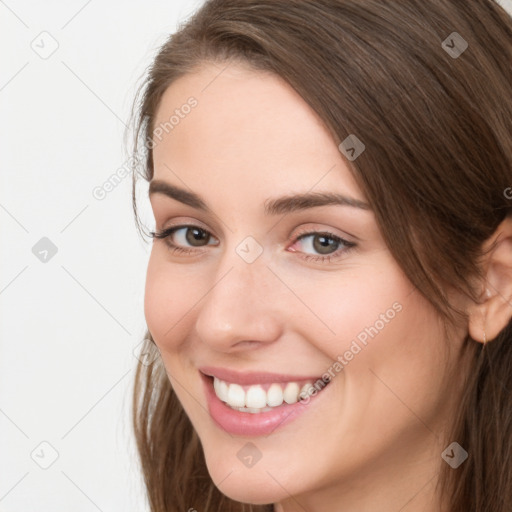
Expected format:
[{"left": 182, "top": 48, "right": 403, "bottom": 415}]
[{"left": 200, "top": 372, "right": 330, "bottom": 436}]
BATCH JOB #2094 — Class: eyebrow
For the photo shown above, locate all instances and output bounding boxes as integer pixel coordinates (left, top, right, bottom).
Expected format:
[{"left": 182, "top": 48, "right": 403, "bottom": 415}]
[{"left": 148, "top": 179, "right": 371, "bottom": 215}]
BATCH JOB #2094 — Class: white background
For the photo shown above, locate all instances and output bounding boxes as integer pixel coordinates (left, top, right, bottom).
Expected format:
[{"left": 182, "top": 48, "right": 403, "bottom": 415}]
[
  {"left": 0, "top": 1, "right": 205, "bottom": 511},
  {"left": 1, "top": 1, "right": 511, "bottom": 511}
]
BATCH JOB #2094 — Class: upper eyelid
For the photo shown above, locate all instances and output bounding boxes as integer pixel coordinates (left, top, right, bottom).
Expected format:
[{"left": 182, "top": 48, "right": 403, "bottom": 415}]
[{"left": 152, "top": 203, "right": 364, "bottom": 241}]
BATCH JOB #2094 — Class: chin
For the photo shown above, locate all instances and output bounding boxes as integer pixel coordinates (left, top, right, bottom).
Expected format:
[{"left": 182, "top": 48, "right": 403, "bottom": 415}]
[
  {"left": 203, "top": 451, "right": 287, "bottom": 505},
  {"left": 215, "top": 478, "right": 283, "bottom": 506}
]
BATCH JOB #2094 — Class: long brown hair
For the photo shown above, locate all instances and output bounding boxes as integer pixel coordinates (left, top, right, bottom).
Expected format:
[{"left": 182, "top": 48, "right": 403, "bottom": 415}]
[{"left": 129, "top": 1, "right": 512, "bottom": 510}]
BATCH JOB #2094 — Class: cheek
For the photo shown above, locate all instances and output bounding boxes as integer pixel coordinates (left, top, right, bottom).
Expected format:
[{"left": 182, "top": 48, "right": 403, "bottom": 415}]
[
  {"left": 143, "top": 252, "right": 195, "bottom": 348},
  {"left": 294, "top": 263, "right": 410, "bottom": 361}
]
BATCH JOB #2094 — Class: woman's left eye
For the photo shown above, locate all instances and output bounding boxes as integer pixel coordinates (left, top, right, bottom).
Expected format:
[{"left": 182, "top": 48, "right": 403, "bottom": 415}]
[
  {"left": 290, "top": 230, "right": 356, "bottom": 263},
  {"left": 150, "top": 225, "right": 356, "bottom": 263}
]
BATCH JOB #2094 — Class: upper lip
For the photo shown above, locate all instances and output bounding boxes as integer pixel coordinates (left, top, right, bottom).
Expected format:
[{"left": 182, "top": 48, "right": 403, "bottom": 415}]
[{"left": 199, "top": 366, "right": 322, "bottom": 386}]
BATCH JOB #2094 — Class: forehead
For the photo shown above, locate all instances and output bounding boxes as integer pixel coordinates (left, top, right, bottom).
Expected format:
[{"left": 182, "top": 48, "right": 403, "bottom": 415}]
[{"left": 151, "top": 62, "right": 364, "bottom": 203}]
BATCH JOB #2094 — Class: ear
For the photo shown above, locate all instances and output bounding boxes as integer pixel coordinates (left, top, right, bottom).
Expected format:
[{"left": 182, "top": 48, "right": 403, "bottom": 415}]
[{"left": 468, "top": 215, "right": 512, "bottom": 343}]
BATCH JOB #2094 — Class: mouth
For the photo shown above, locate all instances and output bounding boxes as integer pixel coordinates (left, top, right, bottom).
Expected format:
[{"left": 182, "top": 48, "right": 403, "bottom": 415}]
[{"left": 199, "top": 367, "right": 332, "bottom": 436}]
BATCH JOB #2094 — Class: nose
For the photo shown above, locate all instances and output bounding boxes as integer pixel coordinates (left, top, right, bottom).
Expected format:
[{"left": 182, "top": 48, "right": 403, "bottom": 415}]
[{"left": 194, "top": 248, "right": 284, "bottom": 352}]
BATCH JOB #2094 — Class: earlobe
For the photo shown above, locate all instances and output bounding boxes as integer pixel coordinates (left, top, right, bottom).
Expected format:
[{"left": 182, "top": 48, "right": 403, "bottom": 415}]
[
  {"left": 467, "top": 215, "right": 512, "bottom": 344},
  {"left": 467, "top": 287, "right": 490, "bottom": 344},
  {"left": 468, "top": 289, "right": 510, "bottom": 343}
]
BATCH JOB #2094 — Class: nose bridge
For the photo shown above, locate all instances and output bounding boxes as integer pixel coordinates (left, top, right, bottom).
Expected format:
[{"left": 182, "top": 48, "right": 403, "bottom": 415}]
[{"left": 194, "top": 239, "right": 282, "bottom": 348}]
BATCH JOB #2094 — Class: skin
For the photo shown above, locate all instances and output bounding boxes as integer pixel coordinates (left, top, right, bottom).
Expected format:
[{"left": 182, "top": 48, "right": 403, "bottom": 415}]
[{"left": 144, "top": 61, "right": 512, "bottom": 512}]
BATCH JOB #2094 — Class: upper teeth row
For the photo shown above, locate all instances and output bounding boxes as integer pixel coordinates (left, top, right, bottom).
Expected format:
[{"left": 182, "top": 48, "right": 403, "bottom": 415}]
[{"left": 213, "top": 376, "right": 314, "bottom": 409}]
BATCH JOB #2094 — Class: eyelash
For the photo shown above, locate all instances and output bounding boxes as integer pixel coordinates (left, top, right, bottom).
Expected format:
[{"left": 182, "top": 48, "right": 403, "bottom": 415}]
[{"left": 149, "top": 225, "right": 357, "bottom": 264}]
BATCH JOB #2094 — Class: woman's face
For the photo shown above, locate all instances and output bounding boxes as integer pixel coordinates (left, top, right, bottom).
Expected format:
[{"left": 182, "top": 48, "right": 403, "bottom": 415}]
[{"left": 145, "top": 62, "right": 466, "bottom": 509}]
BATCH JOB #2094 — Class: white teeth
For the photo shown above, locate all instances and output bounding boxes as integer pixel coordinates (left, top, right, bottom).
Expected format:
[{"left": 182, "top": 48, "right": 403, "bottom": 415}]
[
  {"left": 227, "top": 383, "right": 245, "bottom": 407},
  {"left": 213, "top": 377, "right": 229, "bottom": 402},
  {"left": 246, "top": 407, "right": 263, "bottom": 414},
  {"left": 300, "top": 382, "right": 313, "bottom": 400},
  {"left": 246, "top": 385, "right": 267, "bottom": 408},
  {"left": 228, "top": 405, "right": 274, "bottom": 413},
  {"left": 283, "top": 382, "right": 300, "bottom": 404},
  {"left": 212, "top": 376, "right": 321, "bottom": 411},
  {"left": 299, "top": 382, "right": 316, "bottom": 400},
  {"left": 267, "top": 383, "right": 284, "bottom": 407}
]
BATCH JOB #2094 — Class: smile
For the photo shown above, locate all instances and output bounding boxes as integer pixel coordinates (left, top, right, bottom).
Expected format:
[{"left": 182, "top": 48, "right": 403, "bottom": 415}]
[{"left": 199, "top": 367, "right": 331, "bottom": 436}]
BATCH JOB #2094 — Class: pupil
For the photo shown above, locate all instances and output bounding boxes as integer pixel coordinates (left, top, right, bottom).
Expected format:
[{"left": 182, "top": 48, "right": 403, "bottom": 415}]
[{"left": 187, "top": 228, "right": 208, "bottom": 246}]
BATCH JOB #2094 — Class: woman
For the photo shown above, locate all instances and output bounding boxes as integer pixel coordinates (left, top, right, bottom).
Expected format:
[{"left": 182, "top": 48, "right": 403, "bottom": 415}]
[{"left": 130, "top": 1, "right": 512, "bottom": 510}]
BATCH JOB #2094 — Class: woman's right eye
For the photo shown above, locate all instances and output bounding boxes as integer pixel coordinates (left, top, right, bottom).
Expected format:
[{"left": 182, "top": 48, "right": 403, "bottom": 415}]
[{"left": 150, "top": 225, "right": 218, "bottom": 254}]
